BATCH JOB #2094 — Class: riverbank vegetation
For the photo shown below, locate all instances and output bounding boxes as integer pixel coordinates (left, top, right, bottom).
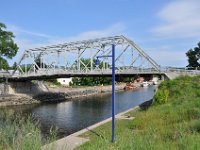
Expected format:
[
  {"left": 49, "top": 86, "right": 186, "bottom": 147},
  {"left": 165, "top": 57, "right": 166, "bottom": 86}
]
[
  {"left": 77, "top": 75, "right": 200, "bottom": 150},
  {"left": 186, "top": 41, "right": 200, "bottom": 69},
  {"left": 0, "top": 22, "right": 18, "bottom": 70},
  {"left": 71, "top": 76, "right": 134, "bottom": 87},
  {"left": 0, "top": 110, "right": 56, "bottom": 150}
]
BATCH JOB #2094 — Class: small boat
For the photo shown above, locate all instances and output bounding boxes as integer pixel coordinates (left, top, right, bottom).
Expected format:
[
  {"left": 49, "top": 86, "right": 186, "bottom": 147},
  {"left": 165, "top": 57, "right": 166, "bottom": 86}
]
[
  {"left": 124, "top": 84, "right": 135, "bottom": 90},
  {"left": 141, "top": 81, "right": 149, "bottom": 87},
  {"left": 153, "top": 81, "right": 158, "bottom": 85}
]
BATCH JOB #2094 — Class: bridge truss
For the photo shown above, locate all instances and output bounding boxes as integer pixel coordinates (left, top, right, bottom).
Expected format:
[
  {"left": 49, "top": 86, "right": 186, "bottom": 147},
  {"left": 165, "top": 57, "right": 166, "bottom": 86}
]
[{"left": 12, "top": 35, "right": 161, "bottom": 79}]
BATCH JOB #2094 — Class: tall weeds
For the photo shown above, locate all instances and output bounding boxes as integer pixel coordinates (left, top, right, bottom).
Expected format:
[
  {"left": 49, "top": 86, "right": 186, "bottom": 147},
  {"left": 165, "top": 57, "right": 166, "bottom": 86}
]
[{"left": 0, "top": 109, "right": 56, "bottom": 150}]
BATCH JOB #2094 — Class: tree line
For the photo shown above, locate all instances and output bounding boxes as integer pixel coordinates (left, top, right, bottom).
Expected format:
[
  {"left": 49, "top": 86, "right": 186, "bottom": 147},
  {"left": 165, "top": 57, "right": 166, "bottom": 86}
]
[
  {"left": 186, "top": 42, "right": 200, "bottom": 69},
  {"left": 0, "top": 23, "right": 18, "bottom": 70}
]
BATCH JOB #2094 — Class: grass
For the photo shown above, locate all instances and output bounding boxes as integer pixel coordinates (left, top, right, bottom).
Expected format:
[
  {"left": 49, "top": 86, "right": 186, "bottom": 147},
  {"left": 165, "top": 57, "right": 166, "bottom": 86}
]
[
  {"left": 76, "top": 75, "right": 200, "bottom": 150},
  {"left": 0, "top": 109, "right": 56, "bottom": 150}
]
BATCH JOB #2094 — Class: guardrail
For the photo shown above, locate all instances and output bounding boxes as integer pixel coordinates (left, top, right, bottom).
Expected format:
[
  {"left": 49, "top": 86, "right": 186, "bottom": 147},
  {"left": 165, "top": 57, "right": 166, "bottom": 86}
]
[
  {"left": 0, "top": 70, "right": 11, "bottom": 78},
  {"left": 11, "top": 68, "right": 161, "bottom": 78},
  {"left": 1, "top": 67, "right": 200, "bottom": 79},
  {"left": 161, "top": 67, "right": 200, "bottom": 75}
]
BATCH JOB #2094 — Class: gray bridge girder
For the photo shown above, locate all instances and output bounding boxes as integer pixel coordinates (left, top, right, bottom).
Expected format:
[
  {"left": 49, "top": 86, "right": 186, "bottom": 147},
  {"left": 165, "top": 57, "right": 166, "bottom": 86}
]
[
  {"left": 10, "top": 35, "right": 161, "bottom": 79},
  {"left": 0, "top": 35, "right": 199, "bottom": 81}
]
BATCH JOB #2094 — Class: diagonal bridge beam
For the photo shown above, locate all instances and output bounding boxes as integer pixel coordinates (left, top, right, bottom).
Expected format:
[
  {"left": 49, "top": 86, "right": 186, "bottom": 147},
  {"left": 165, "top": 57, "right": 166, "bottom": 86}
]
[{"left": 12, "top": 35, "right": 161, "bottom": 78}]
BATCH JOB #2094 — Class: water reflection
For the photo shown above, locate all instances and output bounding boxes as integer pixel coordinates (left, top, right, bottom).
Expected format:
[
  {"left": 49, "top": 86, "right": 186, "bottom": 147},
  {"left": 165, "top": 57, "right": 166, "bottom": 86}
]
[{"left": 7, "top": 85, "right": 156, "bottom": 138}]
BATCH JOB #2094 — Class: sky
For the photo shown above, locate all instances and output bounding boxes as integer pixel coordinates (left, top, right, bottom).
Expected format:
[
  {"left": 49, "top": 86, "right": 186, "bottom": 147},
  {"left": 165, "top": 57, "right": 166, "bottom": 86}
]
[{"left": 1, "top": 0, "right": 200, "bottom": 67}]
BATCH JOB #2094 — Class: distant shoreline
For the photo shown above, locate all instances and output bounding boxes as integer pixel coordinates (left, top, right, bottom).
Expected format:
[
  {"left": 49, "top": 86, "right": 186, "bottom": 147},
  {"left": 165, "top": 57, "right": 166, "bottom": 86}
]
[{"left": 0, "top": 83, "right": 141, "bottom": 107}]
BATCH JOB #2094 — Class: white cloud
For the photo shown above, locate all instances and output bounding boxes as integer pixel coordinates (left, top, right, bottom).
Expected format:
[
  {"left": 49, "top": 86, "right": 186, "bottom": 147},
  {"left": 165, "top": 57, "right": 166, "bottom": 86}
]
[
  {"left": 145, "top": 47, "right": 187, "bottom": 67},
  {"left": 153, "top": 0, "right": 200, "bottom": 38},
  {"left": 8, "top": 25, "right": 52, "bottom": 38},
  {"left": 8, "top": 23, "right": 126, "bottom": 64},
  {"left": 48, "top": 23, "right": 126, "bottom": 44},
  {"left": 8, "top": 22, "right": 126, "bottom": 46}
]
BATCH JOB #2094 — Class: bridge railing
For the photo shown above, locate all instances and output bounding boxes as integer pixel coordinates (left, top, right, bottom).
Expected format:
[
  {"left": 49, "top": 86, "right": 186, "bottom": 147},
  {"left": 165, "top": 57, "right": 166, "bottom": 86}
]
[
  {"left": 0, "top": 70, "right": 11, "bottom": 78},
  {"left": 11, "top": 67, "right": 162, "bottom": 78},
  {"left": 161, "top": 67, "right": 200, "bottom": 75},
  {"left": 4, "top": 66, "right": 200, "bottom": 78}
]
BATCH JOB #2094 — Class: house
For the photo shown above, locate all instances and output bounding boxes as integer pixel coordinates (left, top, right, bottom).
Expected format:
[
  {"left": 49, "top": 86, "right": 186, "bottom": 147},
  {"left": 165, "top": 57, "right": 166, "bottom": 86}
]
[{"left": 57, "top": 78, "right": 72, "bottom": 86}]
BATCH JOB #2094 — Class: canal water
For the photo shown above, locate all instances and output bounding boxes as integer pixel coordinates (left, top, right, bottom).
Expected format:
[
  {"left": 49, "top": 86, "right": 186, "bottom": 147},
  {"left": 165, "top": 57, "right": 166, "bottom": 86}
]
[{"left": 6, "top": 85, "right": 156, "bottom": 138}]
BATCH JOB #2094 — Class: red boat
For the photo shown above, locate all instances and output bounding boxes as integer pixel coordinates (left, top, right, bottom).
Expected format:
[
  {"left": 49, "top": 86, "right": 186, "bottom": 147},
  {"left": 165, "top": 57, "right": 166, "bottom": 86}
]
[{"left": 124, "top": 84, "right": 135, "bottom": 90}]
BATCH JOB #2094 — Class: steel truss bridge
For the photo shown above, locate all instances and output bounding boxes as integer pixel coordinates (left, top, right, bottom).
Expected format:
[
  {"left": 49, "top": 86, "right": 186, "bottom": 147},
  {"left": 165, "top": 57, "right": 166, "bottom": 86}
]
[{"left": 2, "top": 35, "right": 200, "bottom": 80}]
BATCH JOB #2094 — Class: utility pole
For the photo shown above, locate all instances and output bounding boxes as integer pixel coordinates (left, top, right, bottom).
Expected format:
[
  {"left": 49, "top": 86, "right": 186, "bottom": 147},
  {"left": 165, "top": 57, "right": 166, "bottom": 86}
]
[{"left": 96, "top": 44, "right": 116, "bottom": 143}]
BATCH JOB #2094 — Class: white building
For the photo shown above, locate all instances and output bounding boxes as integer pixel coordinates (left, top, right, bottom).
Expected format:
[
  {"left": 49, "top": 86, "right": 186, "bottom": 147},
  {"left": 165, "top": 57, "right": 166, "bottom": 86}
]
[{"left": 57, "top": 78, "right": 72, "bottom": 86}]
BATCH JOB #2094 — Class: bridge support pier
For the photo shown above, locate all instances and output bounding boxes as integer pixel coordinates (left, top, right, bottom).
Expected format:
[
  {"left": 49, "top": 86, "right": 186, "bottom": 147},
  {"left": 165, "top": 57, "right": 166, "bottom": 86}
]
[
  {"left": 161, "top": 74, "right": 167, "bottom": 81},
  {"left": 0, "top": 81, "right": 48, "bottom": 95},
  {"left": 0, "top": 83, "right": 8, "bottom": 95}
]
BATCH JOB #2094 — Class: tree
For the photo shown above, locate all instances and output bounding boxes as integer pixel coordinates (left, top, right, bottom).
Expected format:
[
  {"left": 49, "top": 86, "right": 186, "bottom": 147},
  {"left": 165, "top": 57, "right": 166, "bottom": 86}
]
[
  {"left": 0, "top": 57, "right": 9, "bottom": 69},
  {"left": 74, "top": 58, "right": 110, "bottom": 70},
  {"left": 35, "top": 57, "right": 47, "bottom": 69},
  {"left": 12, "top": 62, "right": 17, "bottom": 70},
  {"left": 0, "top": 22, "right": 18, "bottom": 70},
  {"left": 71, "top": 58, "right": 112, "bottom": 86},
  {"left": 186, "top": 42, "right": 200, "bottom": 69}
]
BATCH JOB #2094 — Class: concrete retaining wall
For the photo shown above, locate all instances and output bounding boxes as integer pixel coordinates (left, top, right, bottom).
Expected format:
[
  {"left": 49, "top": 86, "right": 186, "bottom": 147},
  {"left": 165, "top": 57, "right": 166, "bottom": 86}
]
[
  {"left": 9, "top": 81, "right": 46, "bottom": 95},
  {"left": 0, "top": 84, "right": 4, "bottom": 95},
  {"left": 0, "top": 83, "right": 9, "bottom": 95}
]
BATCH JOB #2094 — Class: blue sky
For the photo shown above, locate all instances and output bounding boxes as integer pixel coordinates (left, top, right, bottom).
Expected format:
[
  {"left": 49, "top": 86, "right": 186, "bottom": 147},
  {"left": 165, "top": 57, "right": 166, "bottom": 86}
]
[{"left": 1, "top": 0, "right": 200, "bottom": 67}]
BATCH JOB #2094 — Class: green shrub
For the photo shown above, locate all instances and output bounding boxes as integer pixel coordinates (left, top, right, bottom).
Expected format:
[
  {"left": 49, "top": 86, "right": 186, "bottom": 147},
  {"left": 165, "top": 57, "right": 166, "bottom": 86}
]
[
  {"left": 45, "top": 79, "right": 61, "bottom": 86},
  {"left": 154, "top": 89, "right": 169, "bottom": 104},
  {"left": 190, "top": 120, "right": 200, "bottom": 133}
]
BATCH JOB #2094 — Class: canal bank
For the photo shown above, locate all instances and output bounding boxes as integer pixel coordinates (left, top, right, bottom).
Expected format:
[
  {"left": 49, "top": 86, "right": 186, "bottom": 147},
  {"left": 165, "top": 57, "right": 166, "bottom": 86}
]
[
  {"left": 0, "top": 83, "right": 127, "bottom": 107},
  {"left": 3, "top": 85, "right": 156, "bottom": 139},
  {"left": 43, "top": 106, "right": 140, "bottom": 150},
  {"left": 1, "top": 85, "right": 156, "bottom": 149},
  {"left": 74, "top": 76, "right": 200, "bottom": 150},
  {"left": 43, "top": 98, "right": 154, "bottom": 150}
]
